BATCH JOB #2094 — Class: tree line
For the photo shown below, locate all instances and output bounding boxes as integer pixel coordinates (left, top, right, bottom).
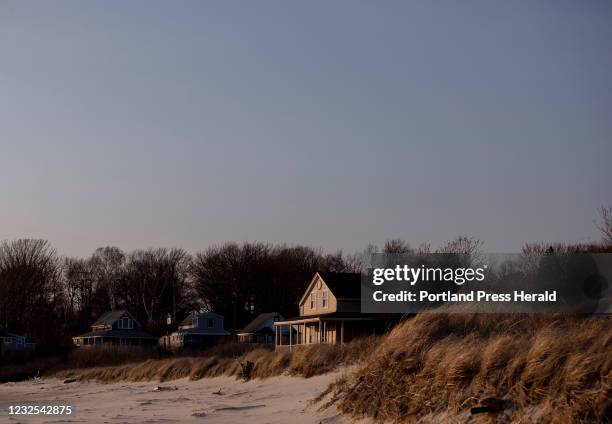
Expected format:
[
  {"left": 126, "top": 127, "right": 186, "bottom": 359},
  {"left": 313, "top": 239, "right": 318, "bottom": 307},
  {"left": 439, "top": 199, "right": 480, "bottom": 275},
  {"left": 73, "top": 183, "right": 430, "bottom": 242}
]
[
  {"left": 1, "top": 206, "right": 610, "bottom": 352},
  {"left": 0, "top": 240, "right": 363, "bottom": 351}
]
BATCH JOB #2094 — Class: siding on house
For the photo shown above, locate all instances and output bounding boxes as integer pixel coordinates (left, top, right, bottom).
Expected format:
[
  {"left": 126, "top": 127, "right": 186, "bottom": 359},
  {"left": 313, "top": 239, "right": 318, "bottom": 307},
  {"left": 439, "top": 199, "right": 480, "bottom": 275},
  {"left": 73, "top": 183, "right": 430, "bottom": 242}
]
[
  {"left": 300, "top": 275, "right": 337, "bottom": 316},
  {"left": 178, "top": 312, "right": 228, "bottom": 335}
]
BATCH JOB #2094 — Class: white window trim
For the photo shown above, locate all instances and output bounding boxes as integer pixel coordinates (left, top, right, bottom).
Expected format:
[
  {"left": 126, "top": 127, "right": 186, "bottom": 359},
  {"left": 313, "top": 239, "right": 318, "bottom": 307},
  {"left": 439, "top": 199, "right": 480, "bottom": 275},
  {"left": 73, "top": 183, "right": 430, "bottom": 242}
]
[
  {"left": 310, "top": 292, "right": 317, "bottom": 309},
  {"left": 118, "top": 317, "right": 133, "bottom": 330},
  {"left": 322, "top": 290, "right": 329, "bottom": 308}
]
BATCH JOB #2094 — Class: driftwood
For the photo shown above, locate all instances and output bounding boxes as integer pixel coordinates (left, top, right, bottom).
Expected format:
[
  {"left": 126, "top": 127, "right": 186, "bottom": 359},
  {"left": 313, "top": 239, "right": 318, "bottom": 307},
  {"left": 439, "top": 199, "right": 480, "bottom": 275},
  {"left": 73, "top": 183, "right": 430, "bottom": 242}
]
[
  {"left": 240, "top": 361, "right": 254, "bottom": 381},
  {"left": 153, "top": 385, "right": 178, "bottom": 392}
]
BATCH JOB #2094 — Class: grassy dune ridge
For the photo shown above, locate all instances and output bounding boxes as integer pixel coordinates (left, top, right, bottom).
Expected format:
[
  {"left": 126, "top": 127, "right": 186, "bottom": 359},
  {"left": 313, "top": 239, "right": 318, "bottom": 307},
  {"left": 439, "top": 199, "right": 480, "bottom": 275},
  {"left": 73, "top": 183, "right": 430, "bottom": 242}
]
[
  {"left": 317, "top": 313, "right": 611, "bottom": 423},
  {"left": 51, "top": 337, "right": 379, "bottom": 382}
]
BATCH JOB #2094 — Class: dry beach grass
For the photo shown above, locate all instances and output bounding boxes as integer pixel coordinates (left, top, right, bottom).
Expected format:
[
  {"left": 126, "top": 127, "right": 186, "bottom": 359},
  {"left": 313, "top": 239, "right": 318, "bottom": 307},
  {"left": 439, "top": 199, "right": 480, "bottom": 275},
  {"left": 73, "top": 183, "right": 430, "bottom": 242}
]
[
  {"left": 317, "top": 313, "right": 611, "bottom": 423},
  {"left": 52, "top": 336, "right": 379, "bottom": 382}
]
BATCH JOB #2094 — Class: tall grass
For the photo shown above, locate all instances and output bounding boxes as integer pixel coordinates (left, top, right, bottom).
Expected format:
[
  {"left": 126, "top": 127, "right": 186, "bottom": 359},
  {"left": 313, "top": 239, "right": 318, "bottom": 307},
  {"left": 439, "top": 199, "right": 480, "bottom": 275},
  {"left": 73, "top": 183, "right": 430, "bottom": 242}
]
[
  {"left": 51, "top": 337, "right": 379, "bottom": 382},
  {"left": 318, "top": 314, "right": 611, "bottom": 423}
]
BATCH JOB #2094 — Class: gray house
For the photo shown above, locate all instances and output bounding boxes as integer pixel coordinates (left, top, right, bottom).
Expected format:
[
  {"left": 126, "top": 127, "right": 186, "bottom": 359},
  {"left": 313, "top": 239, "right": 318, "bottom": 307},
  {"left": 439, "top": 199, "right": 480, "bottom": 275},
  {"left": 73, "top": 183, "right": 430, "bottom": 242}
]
[
  {"left": 237, "top": 312, "right": 287, "bottom": 344},
  {"left": 159, "top": 312, "right": 230, "bottom": 351},
  {"left": 72, "top": 310, "right": 158, "bottom": 347},
  {"left": 0, "top": 329, "right": 35, "bottom": 354}
]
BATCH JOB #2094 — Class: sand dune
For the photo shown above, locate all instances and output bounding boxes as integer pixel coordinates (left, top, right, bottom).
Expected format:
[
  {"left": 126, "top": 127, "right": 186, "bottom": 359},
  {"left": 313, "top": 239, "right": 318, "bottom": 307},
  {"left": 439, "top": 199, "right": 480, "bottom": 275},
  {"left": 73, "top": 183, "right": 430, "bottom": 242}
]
[{"left": 0, "top": 371, "right": 364, "bottom": 424}]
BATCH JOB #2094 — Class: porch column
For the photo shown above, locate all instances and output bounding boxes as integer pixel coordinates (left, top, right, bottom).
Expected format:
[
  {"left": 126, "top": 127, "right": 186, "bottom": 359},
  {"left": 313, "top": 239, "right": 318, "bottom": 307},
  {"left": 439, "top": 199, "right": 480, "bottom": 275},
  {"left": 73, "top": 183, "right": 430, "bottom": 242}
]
[
  {"left": 323, "top": 321, "right": 326, "bottom": 344},
  {"left": 289, "top": 324, "right": 292, "bottom": 351},
  {"left": 340, "top": 320, "right": 344, "bottom": 344},
  {"left": 318, "top": 319, "right": 322, "bottom": 344}
]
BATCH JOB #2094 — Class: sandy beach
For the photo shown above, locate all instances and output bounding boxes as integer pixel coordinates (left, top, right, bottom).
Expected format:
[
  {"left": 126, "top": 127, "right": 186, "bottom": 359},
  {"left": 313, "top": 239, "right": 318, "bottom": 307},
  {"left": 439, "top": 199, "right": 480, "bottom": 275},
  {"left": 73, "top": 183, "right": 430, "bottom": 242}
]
[{"left": 0, "top": 371, "right": 361, "bottom": 424}]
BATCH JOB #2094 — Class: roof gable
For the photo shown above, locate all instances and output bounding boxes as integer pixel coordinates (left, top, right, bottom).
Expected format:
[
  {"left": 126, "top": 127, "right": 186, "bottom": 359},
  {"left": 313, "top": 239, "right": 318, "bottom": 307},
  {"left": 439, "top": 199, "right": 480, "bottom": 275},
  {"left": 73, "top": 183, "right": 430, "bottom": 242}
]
[
  {"left": 180, "top": 312, "right": 223, "bottom": 326},
  {"left": 92, "top": 310, "right": 140, "bottom": 328},
  {"left": 0, "top": 329, "right": 19, "bottom": 338},
  {"left": 299, "top": 272, "right": 361, "bottom": 305},
  {"left": 238, "top": 312, "right": 284, "bottom": 334}
]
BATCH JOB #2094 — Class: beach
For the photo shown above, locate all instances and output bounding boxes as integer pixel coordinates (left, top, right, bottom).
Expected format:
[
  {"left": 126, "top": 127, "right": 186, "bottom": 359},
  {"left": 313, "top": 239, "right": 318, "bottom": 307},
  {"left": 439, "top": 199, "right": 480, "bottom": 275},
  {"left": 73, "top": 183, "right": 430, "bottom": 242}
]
[{"left": 0, "top": 371, "right": 359, "bottom": 424}]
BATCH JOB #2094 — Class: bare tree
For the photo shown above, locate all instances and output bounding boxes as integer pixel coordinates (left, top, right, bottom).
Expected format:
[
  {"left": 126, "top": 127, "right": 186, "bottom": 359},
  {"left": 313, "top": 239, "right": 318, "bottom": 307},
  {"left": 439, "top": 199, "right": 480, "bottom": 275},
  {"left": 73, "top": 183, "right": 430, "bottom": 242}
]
[
  {"left": 383, "top": 239, "right": 413, "bottom": 255},
  {"left": 119, "top": 248, "right": 191, "bottom": 328},
  {"left": 596, "top": 205, "right": 612, "bottom": 246},
  {"left": 437, "top": 236, "right": 483, "bottom": 256},
  {"left": 89, "top": 247, "right": 125, "bottom": 310},
  {"left": 0, "top": 239, "right": 61, "bottom": 345},
  {"left": 190, "top": 242, "right": 356, "bottom": 329},
  {"left": 62, "top": 257, "right": 95, "bottom": 326}
]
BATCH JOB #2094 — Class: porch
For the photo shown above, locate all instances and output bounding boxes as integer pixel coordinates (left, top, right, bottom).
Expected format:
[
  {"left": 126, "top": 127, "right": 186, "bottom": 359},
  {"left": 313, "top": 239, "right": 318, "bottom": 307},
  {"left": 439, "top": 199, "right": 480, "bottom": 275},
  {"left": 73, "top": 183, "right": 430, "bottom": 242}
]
[{"left": 273, "top": 313, "right": 379, "bottom": 351}]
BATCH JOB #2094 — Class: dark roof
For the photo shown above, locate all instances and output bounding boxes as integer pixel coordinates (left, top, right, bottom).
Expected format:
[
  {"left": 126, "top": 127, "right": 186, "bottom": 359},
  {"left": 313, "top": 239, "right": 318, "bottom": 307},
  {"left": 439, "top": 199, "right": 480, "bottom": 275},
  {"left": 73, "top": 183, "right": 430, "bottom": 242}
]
[
  {"left": 238, "top": 312, "right": 284, "bottom": 334},
  {"left": 0, "top": 329, "right": 18, "bottom": 338},
  {"left": 180, "top": 313, "right": 196, "bottom": 326},
  {"left": 277, "top": 311, "right": 381, "bottom": 322},
  {"left": 92, "top": 310, "right": 131, "bottom": 326},
  {"left": 180, "top": 312, "right": 222, "bottom": 326},
  {"left": 74, "top": 329, "right": 158, "bottom": 340},
  {"left": 319, "top": 272, "right": 361, "bottom": 298}
]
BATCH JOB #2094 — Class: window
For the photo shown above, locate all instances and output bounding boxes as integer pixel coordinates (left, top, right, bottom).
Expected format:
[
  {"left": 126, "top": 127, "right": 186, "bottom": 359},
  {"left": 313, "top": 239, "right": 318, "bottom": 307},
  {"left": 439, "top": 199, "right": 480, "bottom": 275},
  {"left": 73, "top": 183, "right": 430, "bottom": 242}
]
[
  {"left": 310, "top": 293, "right": 317, "bottom": 309},
  {"left": 322, "top": 290, "right": 329, "bottom": 308},
  {"left": 207, "top": 318, "right": 214, "bottom": 328},
  {"left": 118, "top": 317, "right": 133, "bottom": 329}
]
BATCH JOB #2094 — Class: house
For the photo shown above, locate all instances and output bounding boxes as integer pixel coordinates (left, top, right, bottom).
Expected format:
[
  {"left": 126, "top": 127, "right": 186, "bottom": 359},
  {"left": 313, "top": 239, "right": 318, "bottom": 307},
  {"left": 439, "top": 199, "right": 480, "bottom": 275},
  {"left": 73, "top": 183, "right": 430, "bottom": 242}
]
[
  {"left": 273, "top": 272, "right": 382, "bottom": 350},
  {"left": 72, "top": 310, "right": 158, "bottom": 347},
  {"left": 0, "top": 329, "right": 35, "bottom": 354},
  {"left": 159, "top": 312, "right": 230, "bottom": 351},
  {"left": 237, "top": 312, "right": 287, "bottom": 344}
]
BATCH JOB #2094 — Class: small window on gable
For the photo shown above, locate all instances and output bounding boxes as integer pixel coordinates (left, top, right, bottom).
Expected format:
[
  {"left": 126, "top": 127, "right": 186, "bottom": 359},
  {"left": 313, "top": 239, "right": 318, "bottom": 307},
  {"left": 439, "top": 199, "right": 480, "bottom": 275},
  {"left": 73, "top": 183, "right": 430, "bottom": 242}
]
[
  {"left": 310, "top": 292, "right": 317, "bottom": 309},
  {"left": 119, "top": 317, "right": 132, "bottom": 330},
  {"left": 322, "top": 290, "right": 329, "bottom": 308},
  {"left": 207, "top": 318, "right": 214, "bottom": 328}
]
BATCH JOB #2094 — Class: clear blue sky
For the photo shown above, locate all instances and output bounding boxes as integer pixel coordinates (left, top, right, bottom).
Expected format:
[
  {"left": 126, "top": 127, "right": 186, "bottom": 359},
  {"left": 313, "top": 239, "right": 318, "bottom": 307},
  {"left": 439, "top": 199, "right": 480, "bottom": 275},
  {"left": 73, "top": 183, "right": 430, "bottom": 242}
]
[{"left": 1, "top": 1, "right": 611, "bottom": 257}]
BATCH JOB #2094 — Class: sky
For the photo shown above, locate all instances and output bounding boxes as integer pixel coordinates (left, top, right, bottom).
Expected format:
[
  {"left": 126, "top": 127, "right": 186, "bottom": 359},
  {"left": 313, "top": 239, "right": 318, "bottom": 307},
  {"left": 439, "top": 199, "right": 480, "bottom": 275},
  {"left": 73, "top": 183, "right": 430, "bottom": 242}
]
[{"left": 1, "top": 1, "right": 611, "bottom": 257}]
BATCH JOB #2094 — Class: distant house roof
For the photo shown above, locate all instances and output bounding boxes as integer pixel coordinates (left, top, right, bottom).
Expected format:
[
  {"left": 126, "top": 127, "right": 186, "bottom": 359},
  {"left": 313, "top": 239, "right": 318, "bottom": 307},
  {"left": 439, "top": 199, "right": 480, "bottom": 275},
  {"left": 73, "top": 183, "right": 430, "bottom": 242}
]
[
  {"left": 92, "top": 310, "right": 139, "bottom": 327},
  {"left": 0, "top": 329, "right": 18, "bottom": 338},
  {"left": 74, "top": 329, "right": 158, "bottom": 340},
  {"left": 180, "top": 312, "right": 223, "bottom": 326},
  {"left": 237, "top": 312, "right": 284, "bottom": 335}
]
